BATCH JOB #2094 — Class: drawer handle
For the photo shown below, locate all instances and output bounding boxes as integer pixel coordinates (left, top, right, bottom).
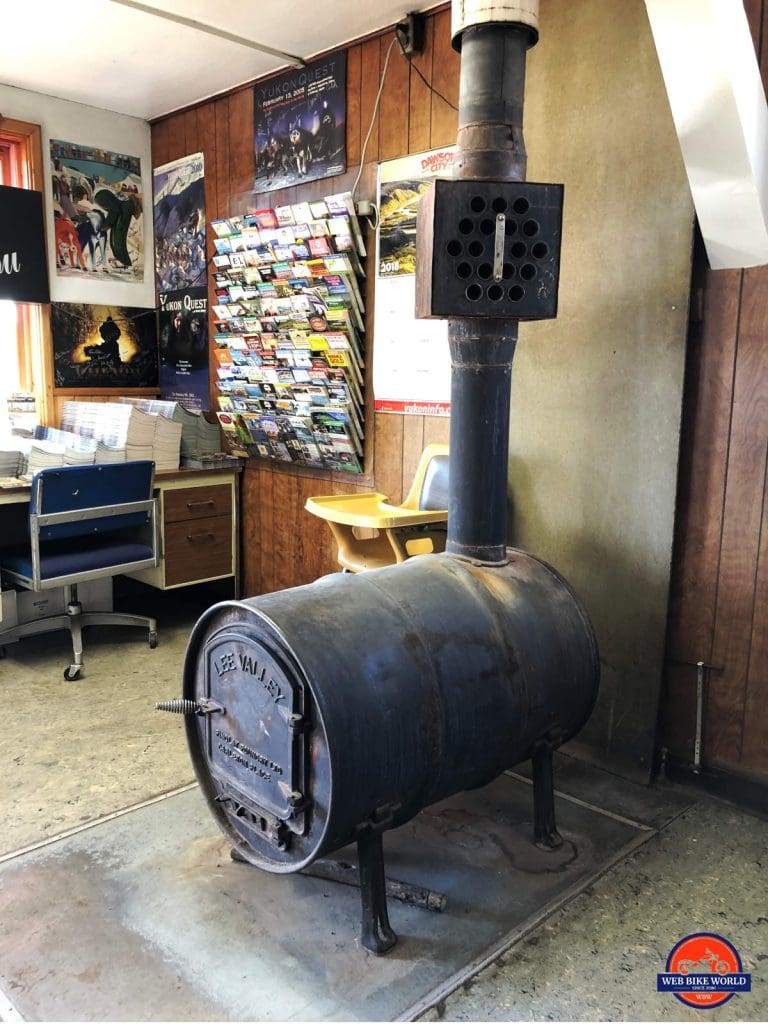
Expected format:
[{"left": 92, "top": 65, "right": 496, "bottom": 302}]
[
  {"left": 186, "top": 500, "right": 215, "bottom": 510},
  {"left": 187, "top": 531, "right": 216, "bottom": 542}
]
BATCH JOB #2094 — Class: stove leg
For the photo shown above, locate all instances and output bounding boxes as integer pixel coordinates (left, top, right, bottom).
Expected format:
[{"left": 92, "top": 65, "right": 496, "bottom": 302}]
[
  {"left": 357, "top": 830, "right": 397, "bottom": 954},
  {"left": 532, "top": 742, "right": 563, "bottom": 849}
]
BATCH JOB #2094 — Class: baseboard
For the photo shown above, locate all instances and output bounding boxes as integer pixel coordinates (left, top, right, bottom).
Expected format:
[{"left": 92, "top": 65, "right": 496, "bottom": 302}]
[{"left": 665, "top": 757, "right": 768, "bottom": 818}]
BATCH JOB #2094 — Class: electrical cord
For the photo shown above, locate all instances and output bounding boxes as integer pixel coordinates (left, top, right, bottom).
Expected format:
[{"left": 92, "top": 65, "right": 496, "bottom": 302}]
[
  {"left": 351, "top": 35, "right": 399, "bottom": 200},
  {"left": 395, "top": 33, "right": 458, "bottom": 112}
]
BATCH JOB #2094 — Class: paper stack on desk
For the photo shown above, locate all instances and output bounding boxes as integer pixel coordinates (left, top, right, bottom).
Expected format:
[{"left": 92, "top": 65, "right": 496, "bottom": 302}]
[
  {"left": 118, "top": 397, "right": 220, "bottom": 460},
  {"left": 61, "top": 402, "right": 133, "bottom": 448},
  {"left": 27, "top": 441, "right": 67, "bottom": 475},
  {"left": 61, "top": 401, "right": 182, "bottom": 471},
  {"left": 153, "top": 416, "right": 183, "bottom": 471},
  {"left": 94, "top": 443, "right": 127, "bottom": 465},
  {"left": 124, "top": 407, "right": 156, "bottom": 464},
  {"left": 25, "top": 428, "right": 96, "bottom": 474},
  {"left": 0, "top": 447, "right": 23, "bottom": 477}
]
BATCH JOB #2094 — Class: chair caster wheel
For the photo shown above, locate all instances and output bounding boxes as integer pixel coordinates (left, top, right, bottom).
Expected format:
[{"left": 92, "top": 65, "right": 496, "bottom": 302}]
[
  {"left": 148, "top": 632, "right": 158, "bottom": 649},
  {"left": 64, "top": 665, "right": 81, "bottom": 681}
]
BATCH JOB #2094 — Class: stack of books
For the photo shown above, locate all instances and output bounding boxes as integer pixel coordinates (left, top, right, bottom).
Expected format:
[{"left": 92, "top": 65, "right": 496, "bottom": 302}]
[{"left": 209, "top": 190, "right": 366, "bottom": 474}]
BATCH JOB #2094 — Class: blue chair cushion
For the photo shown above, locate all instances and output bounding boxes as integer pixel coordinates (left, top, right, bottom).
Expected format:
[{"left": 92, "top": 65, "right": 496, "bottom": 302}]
[{"left": 2, "top": 534, "right": 154, "bottom": 583}]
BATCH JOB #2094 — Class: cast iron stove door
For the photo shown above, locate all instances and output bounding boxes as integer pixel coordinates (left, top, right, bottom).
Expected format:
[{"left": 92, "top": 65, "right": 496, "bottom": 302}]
[{"left": 203, "top": 632, "right": 307, "bottom": 849}]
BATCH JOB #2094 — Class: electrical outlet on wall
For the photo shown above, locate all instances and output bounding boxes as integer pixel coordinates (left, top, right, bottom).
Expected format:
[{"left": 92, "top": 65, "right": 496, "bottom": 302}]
[{"left": 396, "top": 12, "right": 426, "bottom": 56}]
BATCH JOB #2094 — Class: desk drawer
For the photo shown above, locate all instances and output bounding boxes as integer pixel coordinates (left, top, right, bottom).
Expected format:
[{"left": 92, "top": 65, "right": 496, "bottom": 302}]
[
  {"left": 164, "top": 484, "right": 232, "bottom": 524},
  {"left": 164, "top": 515, "right": 232, "bottom": 586}
]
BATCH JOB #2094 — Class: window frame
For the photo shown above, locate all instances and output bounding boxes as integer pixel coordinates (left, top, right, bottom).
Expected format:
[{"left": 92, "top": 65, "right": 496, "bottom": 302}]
[{"left": 0, "top": 117, "right": 53, "bottom": 423}]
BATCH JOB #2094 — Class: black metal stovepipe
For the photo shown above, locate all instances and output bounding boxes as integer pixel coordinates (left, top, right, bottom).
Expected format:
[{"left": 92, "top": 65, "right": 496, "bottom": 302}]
[{"left": 447, "top": 24, "right": 535, "bottom": 564}]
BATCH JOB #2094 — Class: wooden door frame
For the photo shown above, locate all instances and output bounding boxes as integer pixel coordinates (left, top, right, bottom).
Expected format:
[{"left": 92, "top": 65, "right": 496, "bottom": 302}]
[{"left": 0, "top": 115, "right": 54, "bottom": 423}]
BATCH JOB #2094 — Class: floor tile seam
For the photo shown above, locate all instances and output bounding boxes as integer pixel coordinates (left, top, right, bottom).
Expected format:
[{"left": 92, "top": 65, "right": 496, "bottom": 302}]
[
  {"left": 0, "top": 781, "right": 198, "bottom": 866},
  {"left": 504, "top": 769, "right": 663, "bottom": 831}
]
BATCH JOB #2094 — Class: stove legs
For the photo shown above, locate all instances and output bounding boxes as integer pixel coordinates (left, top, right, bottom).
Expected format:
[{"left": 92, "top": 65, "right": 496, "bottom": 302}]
[
  {"left": 357, "top": 830, "right": 397, "bottom": 954},
  {"left": 532, "top": 742, "right": 563, "bottom": 849}
]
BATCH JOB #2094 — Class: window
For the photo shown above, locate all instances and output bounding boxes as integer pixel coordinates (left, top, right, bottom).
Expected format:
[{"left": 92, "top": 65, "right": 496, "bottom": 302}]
[{"left": 0, "top": 302, "right": 21, "bottom": 397}]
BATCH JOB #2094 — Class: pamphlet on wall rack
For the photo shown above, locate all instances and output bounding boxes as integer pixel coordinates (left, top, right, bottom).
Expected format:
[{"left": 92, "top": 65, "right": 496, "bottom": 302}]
[{"left": 210, "top": 190, "right": 366, "bottom": 473}]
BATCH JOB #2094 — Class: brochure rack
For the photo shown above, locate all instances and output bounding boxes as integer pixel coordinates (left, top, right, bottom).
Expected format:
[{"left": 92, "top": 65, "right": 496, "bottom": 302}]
[{"left": 211, "top": 191, "right": 366, "bottom": 473}]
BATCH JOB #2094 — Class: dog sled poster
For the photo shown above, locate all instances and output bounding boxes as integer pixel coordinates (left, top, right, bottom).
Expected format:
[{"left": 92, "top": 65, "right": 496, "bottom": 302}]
[
  {"left": 253, "top": 51, "right": 346, "bottom": 193},
  {"left": 153, "top": 152, "right": 206, "bottom": 293},
  {"left": 50, "top": 140, "right": 145, "bottom": 285},
  {"left": 50, "top": 302, "right": 158, "bottom": 389}
]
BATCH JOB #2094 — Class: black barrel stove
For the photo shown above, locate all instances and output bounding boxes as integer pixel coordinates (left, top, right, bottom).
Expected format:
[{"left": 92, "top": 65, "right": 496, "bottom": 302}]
[{"left": 157, "top": 0, "right": 600, "bottom": 955}]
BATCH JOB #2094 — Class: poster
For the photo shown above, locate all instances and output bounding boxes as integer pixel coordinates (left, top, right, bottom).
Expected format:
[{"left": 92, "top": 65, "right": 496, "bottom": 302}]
[
  {"left": 0, "top": 184, "right": 49, "bottom": 303},
  {"left": 158, "top": 288, "right": 209, "bottom": 412},
  {"left": 50, "top": 139, "right": 144, "bottom": 283},
  {"left": 373, "top": 148, "right": 454, "bottom": 416},
  {"left": 154, "top": 152, "right": 209, "bottom": 410},
  {"left": 153, "top": 153, "right": 206, "bottom": 292},
  {"left": 50, "top": 303, "right": 158, "bottom": 389},
  {"left": 254, "top": 51, "right": 346, "bottom": 193}
]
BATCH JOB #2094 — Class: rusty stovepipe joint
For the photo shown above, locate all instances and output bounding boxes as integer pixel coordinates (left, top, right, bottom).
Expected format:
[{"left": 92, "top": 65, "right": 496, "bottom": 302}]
[{"left": 445, "top": 10, "right": 538, "bottom": 565}]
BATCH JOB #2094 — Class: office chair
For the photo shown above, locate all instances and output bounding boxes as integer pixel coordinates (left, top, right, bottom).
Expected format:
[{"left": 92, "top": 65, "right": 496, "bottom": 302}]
[
  {"left": 0, "top": 462, "right": 159, "bottom": 680},
  {"left": 305, "top": 443, "right": 449, "bottom": 572}
]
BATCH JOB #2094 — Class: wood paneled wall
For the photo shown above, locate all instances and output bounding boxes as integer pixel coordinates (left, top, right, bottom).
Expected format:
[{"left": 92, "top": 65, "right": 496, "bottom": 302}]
[
  {"left": 662, "top": 0, "right": 768, "bottom": 782},
  {"left": 151, "top": 8, "right": 457, "bottom": 596},
  {"left": 149, "top": 1, "right": 766, "bottom": 786}
]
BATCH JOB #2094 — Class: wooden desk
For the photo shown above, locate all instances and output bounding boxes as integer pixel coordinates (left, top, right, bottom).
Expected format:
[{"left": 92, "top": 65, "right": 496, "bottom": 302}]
[{"left": 0, "top": 467, "right": 241, "bottom": 593}]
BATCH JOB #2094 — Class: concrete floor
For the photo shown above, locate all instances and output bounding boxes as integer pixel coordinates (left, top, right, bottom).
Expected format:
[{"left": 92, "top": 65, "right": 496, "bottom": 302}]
[
  {"left": 1, "top": 578, "right": 766, "bottom": 1021},
  {"left": 422, "top": 799, "right": 768, "bottom": 1022}
]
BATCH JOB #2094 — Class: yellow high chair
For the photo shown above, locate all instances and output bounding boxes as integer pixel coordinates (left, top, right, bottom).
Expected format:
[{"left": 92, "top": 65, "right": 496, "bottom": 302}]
[{"left": 305, "top": 444, "right": 449, "bottom": 572}]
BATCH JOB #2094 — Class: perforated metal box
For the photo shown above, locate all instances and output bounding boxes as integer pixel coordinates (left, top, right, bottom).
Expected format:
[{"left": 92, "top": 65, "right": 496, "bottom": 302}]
[{"left": 415, "top": 179, "right": 564, "bottom": 320}]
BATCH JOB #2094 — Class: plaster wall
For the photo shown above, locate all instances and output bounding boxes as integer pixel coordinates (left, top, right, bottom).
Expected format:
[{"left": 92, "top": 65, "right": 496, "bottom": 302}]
[
  {"left": 513, "top": 0, "right": 694, "bottom": 780},
  {"left": 0, "top": 83, "right": 154, "bottom": 308}
]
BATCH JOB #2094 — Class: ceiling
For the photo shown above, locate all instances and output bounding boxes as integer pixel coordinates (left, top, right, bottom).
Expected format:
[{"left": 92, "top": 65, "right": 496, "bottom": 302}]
[{"left": 1, "top": 0, "right": 440, "bottom": 122}]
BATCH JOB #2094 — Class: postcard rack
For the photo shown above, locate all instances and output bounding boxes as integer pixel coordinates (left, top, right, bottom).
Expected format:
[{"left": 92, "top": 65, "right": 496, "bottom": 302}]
[{"left": 211, "top": 192, "right": 366, "bottom": 473}]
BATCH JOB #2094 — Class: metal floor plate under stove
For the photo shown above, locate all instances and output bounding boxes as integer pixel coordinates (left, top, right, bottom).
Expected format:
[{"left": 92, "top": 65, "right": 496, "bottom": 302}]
[{"left": 0, "top": 772, "right": 675, "bottom": 1022}]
